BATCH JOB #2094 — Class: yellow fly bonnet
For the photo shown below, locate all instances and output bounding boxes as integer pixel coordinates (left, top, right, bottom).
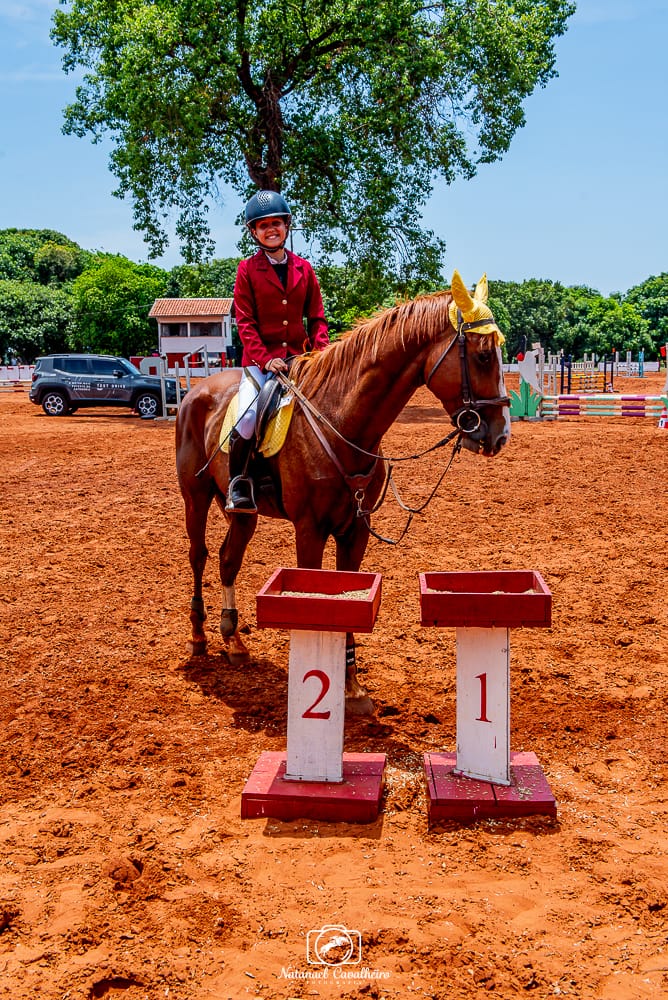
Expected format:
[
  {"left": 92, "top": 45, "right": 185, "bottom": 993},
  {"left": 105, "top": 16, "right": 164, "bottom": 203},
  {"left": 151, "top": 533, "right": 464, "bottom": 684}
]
[{"left": 449, "top": 270, "right": 505, "bottom": 347}]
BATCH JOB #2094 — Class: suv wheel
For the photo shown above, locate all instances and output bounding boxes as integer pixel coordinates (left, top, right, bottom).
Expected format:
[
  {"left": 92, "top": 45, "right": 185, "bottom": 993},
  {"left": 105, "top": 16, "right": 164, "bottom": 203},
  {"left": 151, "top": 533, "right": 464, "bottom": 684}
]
[
  {"left": 41, "top": 391, "right": 71, "bottom": 417},
  {"left": 135, "top": 392, "right": 161, "bottom": 419}
]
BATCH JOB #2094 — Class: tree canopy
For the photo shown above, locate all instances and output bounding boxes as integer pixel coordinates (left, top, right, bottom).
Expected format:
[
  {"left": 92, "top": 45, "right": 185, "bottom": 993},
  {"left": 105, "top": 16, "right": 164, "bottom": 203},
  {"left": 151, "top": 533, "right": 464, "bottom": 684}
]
[
  {"left": 489, "top": 279, "right": 654, "bottom": 362},
  {"left": 624, "top": 273, "right": 668, "bottom": 355},
  {"left": 166, "top": 258, "right": 241, "bottom": 299},
  {"left": 0, "top": 280, "right": 75, "bottom": 361},
  {"left": 0, "top": 229, "right": 86, "bottom": 283},
  {"left": 69, "top": 255, "right": 169, "bottom": 358},
  {"left": 52, "top": 0, "right": 575, "bottom": 273},
  {"left": 2, "top": 228, "right": 665, "bottom": 364}
]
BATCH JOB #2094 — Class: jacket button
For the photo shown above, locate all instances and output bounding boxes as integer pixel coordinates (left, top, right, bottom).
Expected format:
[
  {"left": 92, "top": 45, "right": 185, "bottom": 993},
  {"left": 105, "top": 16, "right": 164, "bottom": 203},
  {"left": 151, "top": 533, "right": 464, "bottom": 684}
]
[
  {"left": 282, "top": 299, "right": 288, "bottom": 305},
  {"left": 281, "top": 342, "right": 287, "bottom": 348},
  {"left": 282, "top": 319, "right": 288, "bottom": 326}
]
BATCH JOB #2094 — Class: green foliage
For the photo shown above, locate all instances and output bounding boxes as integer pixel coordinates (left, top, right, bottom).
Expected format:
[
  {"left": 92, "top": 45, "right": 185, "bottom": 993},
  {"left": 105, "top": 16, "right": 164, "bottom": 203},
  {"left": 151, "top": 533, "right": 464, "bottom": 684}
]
[
  {"left": 69, "top": 255, "right": 169, "bottom": 356},
  {"left": 490, "top": 279, "right": 656, "bottom": 360},
  {"left": 34, "top": 241, "right": 91, "bottom": 285},
  {"left": 584, "top": 298, "right": 651, "bottom": 357},
  {"left": 52, "top": 0, "right": 575, "bottom": 277},
  {"left": 624, "top": 273, "right": 668, "bottom": 355},
  {"left": 2, "top": 228, "right": 665, "bottom": 363},
  {"left": 489, "top": 279, "right": 568, "bottom": 358},
  {"left": 318, "top": 258, "right": 443, "bottom": 336},
  {"left": 0, "top": 280, "right": 75, "bottom": 362},
  {"left": 0, "top": 228, "right": 84, "bottom": 283},
  {"left": 167, "top": 258, "right": 241, "bottom": 298}
]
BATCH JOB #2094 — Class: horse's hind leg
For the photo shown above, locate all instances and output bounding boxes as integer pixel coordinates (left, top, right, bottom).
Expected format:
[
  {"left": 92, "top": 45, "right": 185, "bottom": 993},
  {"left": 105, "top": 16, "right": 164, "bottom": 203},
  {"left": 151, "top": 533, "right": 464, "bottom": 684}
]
[
  {"left": 183, "top": 482, "right": 215, "bottom": 656},
  {"left": 218, "top": 513, "right": 258, "bottom": 665}
]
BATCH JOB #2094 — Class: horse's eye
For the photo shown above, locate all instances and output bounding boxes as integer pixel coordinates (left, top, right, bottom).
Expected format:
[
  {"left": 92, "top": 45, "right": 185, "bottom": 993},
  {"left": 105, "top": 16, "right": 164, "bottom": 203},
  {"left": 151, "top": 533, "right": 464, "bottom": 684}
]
[{"left": 475, "top": 350, "right": 494, "bottom": 366}]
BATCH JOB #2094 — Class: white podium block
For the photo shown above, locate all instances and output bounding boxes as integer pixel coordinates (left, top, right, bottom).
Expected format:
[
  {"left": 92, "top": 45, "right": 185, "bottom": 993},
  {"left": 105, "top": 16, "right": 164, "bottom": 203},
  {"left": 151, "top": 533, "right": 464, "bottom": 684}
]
[
  {"left": 454, "top": 627, "right": 510, "bottom": 785},
  {"left": 285, "top": 630, "right": 346, "bottom": 782},
  {"left": 420, "top": 570, "right": 556, "bottom": 823},
  {"left": 241, "top": 568, "right": 386, "bottom": 822}
]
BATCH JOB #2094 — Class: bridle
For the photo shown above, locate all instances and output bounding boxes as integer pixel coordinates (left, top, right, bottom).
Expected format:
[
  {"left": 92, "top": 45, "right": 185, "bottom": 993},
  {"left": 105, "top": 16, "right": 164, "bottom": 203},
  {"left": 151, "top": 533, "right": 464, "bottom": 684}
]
[{"left": 426, "top": 309, "right": 510, "bottom": 437}]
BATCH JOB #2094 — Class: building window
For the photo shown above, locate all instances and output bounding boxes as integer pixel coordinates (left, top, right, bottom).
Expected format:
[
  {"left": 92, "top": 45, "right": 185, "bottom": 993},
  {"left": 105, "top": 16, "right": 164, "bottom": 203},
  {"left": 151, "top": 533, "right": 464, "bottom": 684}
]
[{"left": 190, "top": 322, "right": 222, "bottom": 338}]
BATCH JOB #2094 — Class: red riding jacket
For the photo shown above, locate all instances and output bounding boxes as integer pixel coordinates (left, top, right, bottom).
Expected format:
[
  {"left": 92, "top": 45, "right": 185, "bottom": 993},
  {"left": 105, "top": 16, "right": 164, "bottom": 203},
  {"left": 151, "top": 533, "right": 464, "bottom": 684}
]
[{"left": 233, "top": 250, "right": 329, "bottom": 371}]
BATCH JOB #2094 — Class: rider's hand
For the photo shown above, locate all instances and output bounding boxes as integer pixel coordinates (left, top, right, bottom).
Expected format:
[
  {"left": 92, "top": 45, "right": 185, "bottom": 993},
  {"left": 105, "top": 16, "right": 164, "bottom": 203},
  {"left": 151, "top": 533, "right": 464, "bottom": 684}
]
[{"left": 266, "top": 357, "right": 288, "bottom": 374}]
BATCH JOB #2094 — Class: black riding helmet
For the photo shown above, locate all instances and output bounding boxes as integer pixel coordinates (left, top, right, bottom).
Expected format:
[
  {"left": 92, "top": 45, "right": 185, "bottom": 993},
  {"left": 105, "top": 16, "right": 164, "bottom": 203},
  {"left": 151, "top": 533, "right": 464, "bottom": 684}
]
[{"left": 245, "top": 191, "right": 292, "bottom": 250}]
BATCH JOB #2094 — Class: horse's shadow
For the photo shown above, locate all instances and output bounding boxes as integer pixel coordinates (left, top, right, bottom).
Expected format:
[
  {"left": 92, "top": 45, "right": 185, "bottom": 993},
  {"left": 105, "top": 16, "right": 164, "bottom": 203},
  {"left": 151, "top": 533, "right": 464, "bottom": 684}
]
[
  {"left": 178, "top": 653, "right": 288, "bottom": 737},
  {"left": 178, "top": 652, "right": 425, "bottom": 764}
]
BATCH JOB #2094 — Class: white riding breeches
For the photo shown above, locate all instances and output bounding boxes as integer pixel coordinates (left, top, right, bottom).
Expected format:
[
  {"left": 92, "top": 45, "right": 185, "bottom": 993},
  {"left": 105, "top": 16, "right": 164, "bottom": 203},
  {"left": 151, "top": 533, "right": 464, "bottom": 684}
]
[{"left": 236, "top": 366, "right": 266, "bottom": 439}]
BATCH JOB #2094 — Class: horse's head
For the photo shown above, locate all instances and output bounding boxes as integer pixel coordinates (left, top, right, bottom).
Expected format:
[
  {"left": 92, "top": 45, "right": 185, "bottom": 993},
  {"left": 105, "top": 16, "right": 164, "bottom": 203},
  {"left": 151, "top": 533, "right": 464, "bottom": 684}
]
[{"left": 425, "top": 271, "right": 511, "bottom": 457}]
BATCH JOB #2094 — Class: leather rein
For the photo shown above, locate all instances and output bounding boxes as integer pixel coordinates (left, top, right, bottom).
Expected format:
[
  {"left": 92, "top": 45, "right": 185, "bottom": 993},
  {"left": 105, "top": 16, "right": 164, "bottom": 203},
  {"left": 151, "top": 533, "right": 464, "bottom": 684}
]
[{"left": 276, "top": 309, "right": 509, "bottom": 545}]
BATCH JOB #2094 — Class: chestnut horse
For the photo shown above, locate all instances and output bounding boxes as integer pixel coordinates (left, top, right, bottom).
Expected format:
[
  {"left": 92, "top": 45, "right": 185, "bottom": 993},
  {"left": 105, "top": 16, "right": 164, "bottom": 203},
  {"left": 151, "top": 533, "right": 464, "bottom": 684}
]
[{"left": 175, "top": 272, "right": 510, "bottom": 713}]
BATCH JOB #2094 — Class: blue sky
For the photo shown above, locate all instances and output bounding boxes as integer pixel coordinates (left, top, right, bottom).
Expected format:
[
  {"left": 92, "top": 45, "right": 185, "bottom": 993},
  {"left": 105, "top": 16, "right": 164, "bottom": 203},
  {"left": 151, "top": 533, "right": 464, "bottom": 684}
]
[{"left": 1, "top": 0, "right": 666, "bottom": 296}]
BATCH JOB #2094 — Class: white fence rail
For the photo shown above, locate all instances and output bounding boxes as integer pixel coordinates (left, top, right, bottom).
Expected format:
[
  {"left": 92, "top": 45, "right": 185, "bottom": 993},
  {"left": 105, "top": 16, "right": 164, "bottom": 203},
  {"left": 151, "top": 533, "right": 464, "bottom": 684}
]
[{"left": 0, "top": 365, "right": 34, "bottom": 382}]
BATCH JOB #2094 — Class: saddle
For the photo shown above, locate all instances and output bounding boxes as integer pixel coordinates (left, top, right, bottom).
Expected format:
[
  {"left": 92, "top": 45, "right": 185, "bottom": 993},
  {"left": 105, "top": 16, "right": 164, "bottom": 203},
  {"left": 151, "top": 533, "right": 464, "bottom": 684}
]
[{"left": 219, "top": 377, "right": 295, "bottom": 457}]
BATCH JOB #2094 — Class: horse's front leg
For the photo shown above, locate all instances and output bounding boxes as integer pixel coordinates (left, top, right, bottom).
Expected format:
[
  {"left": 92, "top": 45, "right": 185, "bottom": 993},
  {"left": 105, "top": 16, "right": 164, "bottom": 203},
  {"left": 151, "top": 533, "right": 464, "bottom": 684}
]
[
  {"left": 335, "top": 521, "right": 374, "bottom": 716},
  {"left": 219, "top": 512, "right": 258, "bottom": 665},
  {"left": 183, "top": 484, "right": 215, "bottom": 656}
]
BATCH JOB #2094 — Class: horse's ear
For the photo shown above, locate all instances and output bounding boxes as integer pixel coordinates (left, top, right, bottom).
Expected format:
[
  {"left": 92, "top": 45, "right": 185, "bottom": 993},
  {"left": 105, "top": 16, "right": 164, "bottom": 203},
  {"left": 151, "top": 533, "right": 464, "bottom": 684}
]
[
  {"left": 451, "top": 270, "right": 475, "bottom": 314},
  {"left": 474, "top": 274, "right": 489, "bottom": 305}
]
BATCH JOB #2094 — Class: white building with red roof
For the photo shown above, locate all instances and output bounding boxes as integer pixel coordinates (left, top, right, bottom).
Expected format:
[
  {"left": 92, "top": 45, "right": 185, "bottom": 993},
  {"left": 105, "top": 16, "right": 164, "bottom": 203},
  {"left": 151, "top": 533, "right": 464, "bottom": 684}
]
[{"left": 148, "top": 298, "right": 235, "bottom": 369}]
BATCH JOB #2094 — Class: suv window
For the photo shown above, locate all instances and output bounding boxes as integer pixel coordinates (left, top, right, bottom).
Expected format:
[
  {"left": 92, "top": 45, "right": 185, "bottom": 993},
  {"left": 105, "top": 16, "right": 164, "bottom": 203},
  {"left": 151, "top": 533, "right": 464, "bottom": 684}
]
[
  {"left": 92, "top": 358, "right": 126, "bottom": 376},
  {"left": 57, "top": 358, "right": 90, "bottom": 375}
]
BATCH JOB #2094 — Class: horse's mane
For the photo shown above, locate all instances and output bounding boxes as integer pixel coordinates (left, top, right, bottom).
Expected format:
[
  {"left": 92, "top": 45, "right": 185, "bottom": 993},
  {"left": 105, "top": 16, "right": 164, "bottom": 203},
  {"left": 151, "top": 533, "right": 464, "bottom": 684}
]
[{"left": 290, "top": 289, "right": 455, "bottom": 397}]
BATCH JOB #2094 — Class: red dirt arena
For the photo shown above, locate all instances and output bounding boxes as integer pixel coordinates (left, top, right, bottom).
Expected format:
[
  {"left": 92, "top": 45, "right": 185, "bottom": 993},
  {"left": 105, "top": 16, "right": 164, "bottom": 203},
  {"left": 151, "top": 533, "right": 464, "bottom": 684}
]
[{"left": 0, "top": 373, "right": 666, "bottom": 1000}]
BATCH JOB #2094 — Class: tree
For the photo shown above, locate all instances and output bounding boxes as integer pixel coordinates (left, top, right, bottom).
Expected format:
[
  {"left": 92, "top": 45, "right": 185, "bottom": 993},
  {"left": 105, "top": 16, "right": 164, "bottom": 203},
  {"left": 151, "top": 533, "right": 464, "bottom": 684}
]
[
  {"left": 318, "top": 258, "right": 446, "bottom": 336},
  {"left": 0, "top": 280, "right": 75, "bottom": 362},
  {"left": 34, "top": 241, "right": 90, "bottom": 285},
  {"left": 554, "top": 285, "right": 601, "bottom": 358},
  {"left": 490, "top": 279, "right": 653, "bottom": 360},
  {"left": 0, "top": 228, "right": 83, "bottom": 283},
  {"left": 624, "top": 273, "right": 668, "bottom": 357},
  {"left": 584, "top": 298, "right": 651, "bottom": 358},
  {"left": 167, "top": 258, "right": 241, "bottom": 298},
  {"left": 69, "top": 255, "right": 169, "bottom": 357},
  {"left": 52, "top": 0, "right": 575, "bottom": 275},
  {"left": 489, "top": 279, "right": 570, "bottom": 359}
]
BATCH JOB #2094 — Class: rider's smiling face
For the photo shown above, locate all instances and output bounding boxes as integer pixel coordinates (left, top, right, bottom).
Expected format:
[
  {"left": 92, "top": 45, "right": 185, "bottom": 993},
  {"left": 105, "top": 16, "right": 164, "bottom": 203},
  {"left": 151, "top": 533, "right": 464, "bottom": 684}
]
[{"left": 254, "top": 217, "right": 288, "bottom": 244}]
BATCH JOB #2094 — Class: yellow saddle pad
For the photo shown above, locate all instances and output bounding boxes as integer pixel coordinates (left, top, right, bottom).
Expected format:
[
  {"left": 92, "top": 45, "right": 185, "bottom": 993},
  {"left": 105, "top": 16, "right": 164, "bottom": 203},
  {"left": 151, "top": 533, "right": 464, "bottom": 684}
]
[{"left": 219, "top": 391, "right": 295, "bottom": 458}]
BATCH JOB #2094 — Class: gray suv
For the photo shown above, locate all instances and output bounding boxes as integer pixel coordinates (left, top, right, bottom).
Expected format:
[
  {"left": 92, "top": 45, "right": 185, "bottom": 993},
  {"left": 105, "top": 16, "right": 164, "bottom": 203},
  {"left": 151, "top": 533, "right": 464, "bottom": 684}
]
[{"left": 29, "top": 354, "right": 178, "bottom": 418}]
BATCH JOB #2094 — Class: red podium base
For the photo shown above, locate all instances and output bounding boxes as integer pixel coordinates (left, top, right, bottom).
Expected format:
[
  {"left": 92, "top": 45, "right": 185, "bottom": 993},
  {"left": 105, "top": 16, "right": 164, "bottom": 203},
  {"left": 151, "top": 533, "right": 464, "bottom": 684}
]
[
  {"left": 424, "top": 751, "right": 557, "bottom": 824},
  {"left": 241, "top": 751, "right": 386, "bottom": 823}
]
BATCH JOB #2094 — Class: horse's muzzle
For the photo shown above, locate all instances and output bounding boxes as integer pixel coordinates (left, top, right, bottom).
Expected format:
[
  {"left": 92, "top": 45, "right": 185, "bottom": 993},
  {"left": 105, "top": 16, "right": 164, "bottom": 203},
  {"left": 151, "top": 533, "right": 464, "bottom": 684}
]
[{"left": 458, "top": 409, "right": 510, "bottom": 457}]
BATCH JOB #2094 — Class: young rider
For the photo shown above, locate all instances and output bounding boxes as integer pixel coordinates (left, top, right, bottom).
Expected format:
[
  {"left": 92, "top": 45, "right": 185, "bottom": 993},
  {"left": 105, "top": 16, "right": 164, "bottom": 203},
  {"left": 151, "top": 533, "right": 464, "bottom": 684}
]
[{"left": 227, "top": 191, "right": 329, "bottom": 513}]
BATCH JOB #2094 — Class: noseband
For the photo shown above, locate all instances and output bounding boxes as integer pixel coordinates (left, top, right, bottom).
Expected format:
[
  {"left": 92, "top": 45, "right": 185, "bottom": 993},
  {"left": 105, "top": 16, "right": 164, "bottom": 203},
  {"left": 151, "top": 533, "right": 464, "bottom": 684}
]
[{"left": 425, "top": 309, "right": 510, "bottom": 435}]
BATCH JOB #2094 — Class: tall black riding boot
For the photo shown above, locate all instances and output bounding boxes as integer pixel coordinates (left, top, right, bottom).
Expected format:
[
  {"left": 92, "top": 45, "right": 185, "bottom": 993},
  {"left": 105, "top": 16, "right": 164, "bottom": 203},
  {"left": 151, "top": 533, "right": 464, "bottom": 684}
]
[{"left": 225, "top": 429, "right": 257, "bottom": 514}]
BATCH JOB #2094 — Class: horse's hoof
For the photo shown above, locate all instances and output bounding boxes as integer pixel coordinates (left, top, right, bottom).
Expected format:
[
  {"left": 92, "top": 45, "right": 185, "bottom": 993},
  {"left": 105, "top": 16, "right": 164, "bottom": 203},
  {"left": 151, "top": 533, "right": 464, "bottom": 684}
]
[
  {"left": 227, "top": 650, "right": 251, "bottom": 666},
  {"left": 345, "top": 694, "right": 375, "bottom": 717},
  {"left": 223, "top": 630, "right": 250, "bottom": 666},
  {"left": 187, "top": 640, "right": 207, "bottom": 656}
]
